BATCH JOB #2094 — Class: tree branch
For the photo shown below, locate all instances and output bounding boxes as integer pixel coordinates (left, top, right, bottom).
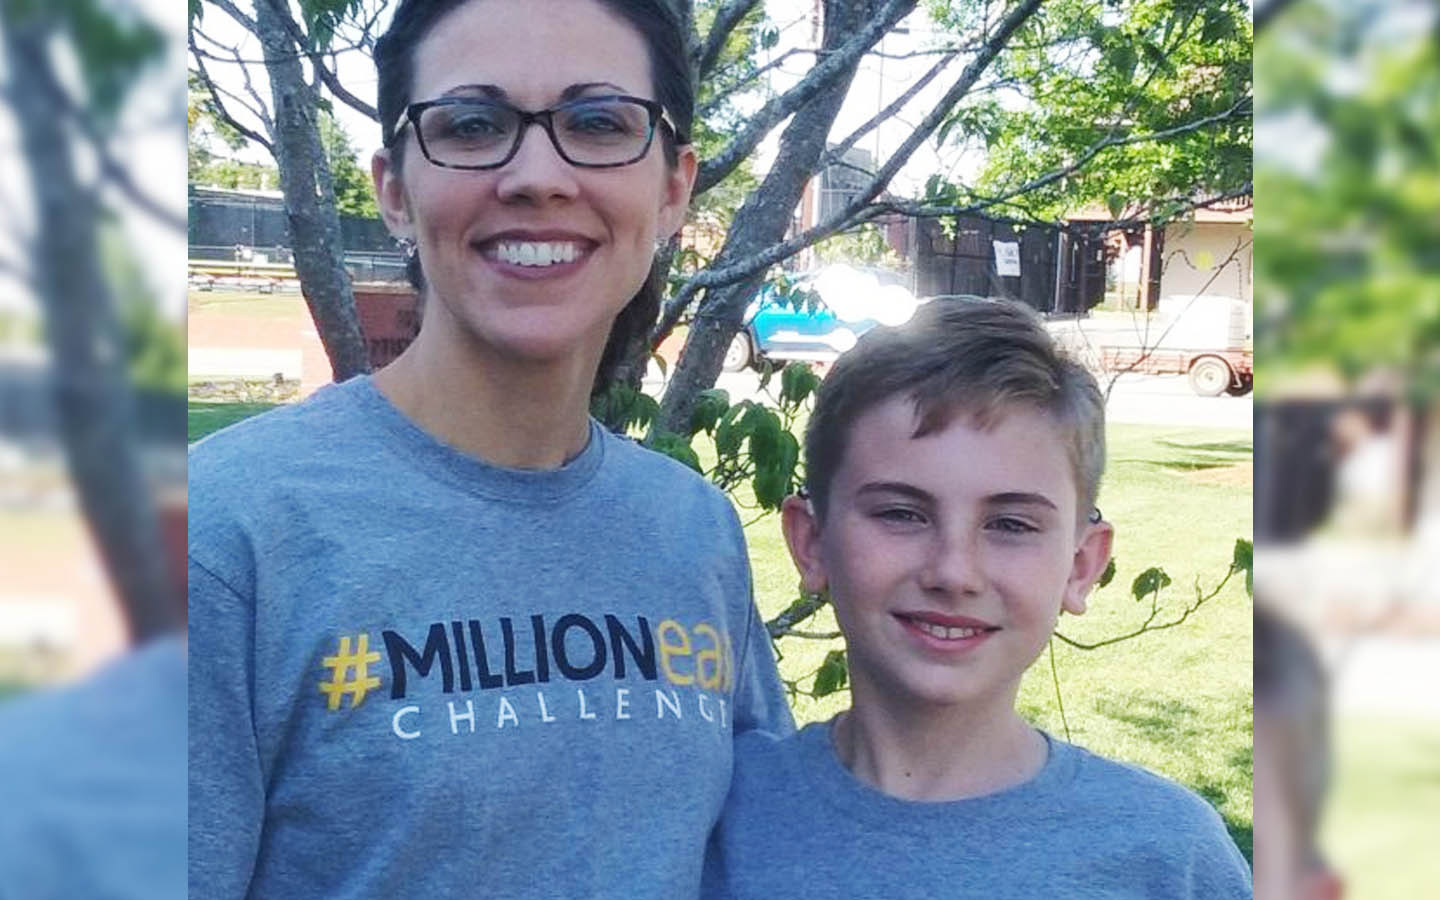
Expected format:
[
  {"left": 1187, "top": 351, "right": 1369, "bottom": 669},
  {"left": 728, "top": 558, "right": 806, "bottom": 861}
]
[
  {"left": 673, "top": 88, "right": 1251, "bottom": 321},
  {"left": 696, "top": 0, "right": 763, "bottom": 81},
  {"left": 766, "top": 591, "right": 829, "bottom": 639},
  {"left": 259, "top": 0, "right": 379, "bottom": 122},
  {"left": 822, "top": 47, "right": 959, "bottom": 169},
  {"left": 698, "top": 47, "right": 814, "bottom": 117},
  {"left": 188, "top": 36, "right": 274, "bottom": 152},
  {"left": 696, "top": 0, "right": 917, "bottom": 195},
  {"left": 664, "top": 0, "right": 1043, "bottom": 320},
  {"left": 1054, "top": 566, "right": 1239, "bottom": 651}
]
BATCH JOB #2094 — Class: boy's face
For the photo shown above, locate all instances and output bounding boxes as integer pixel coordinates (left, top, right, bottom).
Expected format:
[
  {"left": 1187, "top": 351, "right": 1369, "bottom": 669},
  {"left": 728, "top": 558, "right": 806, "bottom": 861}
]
[{"left": 783, "top": 396, "right": 1112, "bottom": 712}]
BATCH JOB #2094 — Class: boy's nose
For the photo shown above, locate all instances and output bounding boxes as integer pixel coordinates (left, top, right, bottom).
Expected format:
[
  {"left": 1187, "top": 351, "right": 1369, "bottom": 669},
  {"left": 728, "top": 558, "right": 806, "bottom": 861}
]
[{"left": 918, "top": 526, "right": 984, "bottom": 596}]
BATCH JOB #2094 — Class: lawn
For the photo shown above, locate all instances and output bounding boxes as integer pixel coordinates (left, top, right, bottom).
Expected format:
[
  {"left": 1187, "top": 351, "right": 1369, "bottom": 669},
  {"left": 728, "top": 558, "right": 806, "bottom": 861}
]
[
  {"left": 188, "top": 401, "right": 280, "bottom": 442},
  {"left": 187, "top": 400, "right": 1253, "bottom": 859},
  {"left": 1323, "top": 715, "right": 1440, "bottom": 897}
]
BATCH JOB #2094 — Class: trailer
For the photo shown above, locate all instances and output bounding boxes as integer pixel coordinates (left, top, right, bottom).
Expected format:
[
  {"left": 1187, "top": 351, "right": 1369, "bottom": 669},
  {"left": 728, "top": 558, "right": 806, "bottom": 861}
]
[
  {"left": 1100, "top": 345, "right": 1253, "bottom": 396},
  {"left": 1095, "top": 295, "right": 1253, "bottom": 396}
]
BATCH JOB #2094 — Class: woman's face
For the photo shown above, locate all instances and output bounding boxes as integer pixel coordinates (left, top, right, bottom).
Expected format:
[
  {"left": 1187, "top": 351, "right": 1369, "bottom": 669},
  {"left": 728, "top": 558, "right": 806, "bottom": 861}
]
[{"left": 374, "top": 0, "right": 696, "bottom": 370}]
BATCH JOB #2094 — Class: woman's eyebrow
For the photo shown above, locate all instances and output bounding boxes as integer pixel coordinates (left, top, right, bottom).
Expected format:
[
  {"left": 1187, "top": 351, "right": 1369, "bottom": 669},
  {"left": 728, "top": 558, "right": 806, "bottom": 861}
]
[{"left": 437, "top": 82, "right": 629, "bottom": 102}]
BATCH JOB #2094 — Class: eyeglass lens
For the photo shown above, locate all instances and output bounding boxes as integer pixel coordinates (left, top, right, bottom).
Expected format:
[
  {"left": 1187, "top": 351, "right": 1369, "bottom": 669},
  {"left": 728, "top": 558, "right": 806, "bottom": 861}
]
[{"left": 417, "top": 98, "right": 655, "bottom": 167}]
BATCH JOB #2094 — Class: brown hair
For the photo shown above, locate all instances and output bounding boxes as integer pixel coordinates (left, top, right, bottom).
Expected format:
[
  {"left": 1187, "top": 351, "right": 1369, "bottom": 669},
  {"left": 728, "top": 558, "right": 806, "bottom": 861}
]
[{"left": 803, "top": 298, "right": 1106, "bottom": 522}]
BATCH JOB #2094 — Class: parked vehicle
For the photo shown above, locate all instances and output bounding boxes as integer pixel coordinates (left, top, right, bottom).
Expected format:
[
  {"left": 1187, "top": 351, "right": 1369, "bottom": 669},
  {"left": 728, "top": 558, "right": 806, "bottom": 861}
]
[
  {"left": 725, "top": 265, "right": 918, "bottom": 372},
  {"left": 1094, "top": 295, "right": 1254, "bottom": 396}
]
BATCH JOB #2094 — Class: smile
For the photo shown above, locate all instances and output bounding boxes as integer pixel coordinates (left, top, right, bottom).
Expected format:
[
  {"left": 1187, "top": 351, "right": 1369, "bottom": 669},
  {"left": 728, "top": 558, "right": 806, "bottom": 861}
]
[
  {"left": 491, "top": 240, "right": 585, "bottom": 267},
  {"left": 894, "top": 613, "right": 1000, "bottom": 643}
]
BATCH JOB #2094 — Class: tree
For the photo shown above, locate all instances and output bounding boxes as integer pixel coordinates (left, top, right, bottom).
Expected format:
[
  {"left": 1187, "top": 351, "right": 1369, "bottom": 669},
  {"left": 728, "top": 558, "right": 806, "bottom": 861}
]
[
  {"left": 188, "top": 0, "right": 1251, "bottom": 416},
  {"left": 318, "top": 110, "right": 379, "bottom": 218},
  {"left": 951, "top": 0, "right": 1252, "bottom": 223},
  {"left": 648, "top": 0, "right": 1252, "bottom": 436},
  {"left": 189, "top": 0, "right": 372, "bottom": 382},
  {"left": 0, "top": 0, "right": 183, "bottom": 642},
  {"left": 1254, "top": 0, "right": 1440, "bottom": 392}
]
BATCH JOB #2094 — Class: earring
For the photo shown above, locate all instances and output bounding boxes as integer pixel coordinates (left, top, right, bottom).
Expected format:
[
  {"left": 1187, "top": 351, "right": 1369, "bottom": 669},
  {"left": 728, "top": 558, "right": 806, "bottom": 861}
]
[{"left": 397, "top": 237, "right": 417, "bottom": 259}]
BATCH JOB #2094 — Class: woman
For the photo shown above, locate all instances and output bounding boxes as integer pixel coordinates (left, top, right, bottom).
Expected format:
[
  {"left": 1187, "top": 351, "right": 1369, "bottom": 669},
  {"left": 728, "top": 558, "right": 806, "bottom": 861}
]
[{"left": 188, "top": 1, "right": 792, "bottom": 896}]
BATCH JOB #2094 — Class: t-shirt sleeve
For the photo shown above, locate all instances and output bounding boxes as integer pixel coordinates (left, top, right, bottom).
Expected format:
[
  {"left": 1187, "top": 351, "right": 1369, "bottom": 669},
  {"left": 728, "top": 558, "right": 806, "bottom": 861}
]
[
  {"left": 187, "top": 556, "right": 264, "bottom": 898},
  {"left": 729, "top": 593, "right": 795, "bottom": 737},
  {"left": 1184, "top": 808, "right": 1253, "bottom": 899}
]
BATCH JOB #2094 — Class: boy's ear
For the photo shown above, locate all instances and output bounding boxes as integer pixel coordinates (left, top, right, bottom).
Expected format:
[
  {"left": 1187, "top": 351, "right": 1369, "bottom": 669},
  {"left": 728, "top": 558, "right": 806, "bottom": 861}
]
[
  {"left": 780, "top": 494, "right": 828, "bottom": 595},
  {"left": 372, "top": 149, "right": 414, "bottom": 241},
  {"left": 1060, "top": 520, "right": 1113, "bottom": 616}
]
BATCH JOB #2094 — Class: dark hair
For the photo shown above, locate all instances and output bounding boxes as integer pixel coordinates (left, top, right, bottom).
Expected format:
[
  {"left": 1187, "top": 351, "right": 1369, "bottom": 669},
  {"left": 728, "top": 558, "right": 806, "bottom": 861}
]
[
  {"left": 804, "top": 299, "right": 1106, "bottom": 522},
  {"left": 373, "top": 0, "right": 694, "bottom": 393}
]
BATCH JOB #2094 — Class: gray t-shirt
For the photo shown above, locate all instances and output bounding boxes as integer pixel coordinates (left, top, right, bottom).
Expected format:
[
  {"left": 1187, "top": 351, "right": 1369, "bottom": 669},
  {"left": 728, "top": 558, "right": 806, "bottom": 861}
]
[
  {"left": 188, "top": 375, "right": 793, "bottom": 899},
  {"left": 704, "top": 718, "right": 1252, "bottom": 899}
]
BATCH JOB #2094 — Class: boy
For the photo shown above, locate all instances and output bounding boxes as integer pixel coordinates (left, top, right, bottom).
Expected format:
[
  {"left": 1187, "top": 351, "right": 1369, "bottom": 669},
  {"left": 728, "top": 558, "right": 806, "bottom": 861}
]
[
  {"left": 703, "top": 299, "right": 1251, "bottom": 898},
  {"left": 1254, "top": 604, "right": 1344, "bottom": 899}
]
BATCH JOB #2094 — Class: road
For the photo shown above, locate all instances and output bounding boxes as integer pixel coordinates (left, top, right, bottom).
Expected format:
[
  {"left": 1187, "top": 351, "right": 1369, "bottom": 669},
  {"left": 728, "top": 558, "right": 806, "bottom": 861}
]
[{"left": 647, "top": 366, "right": 1251, "bottom": 431}]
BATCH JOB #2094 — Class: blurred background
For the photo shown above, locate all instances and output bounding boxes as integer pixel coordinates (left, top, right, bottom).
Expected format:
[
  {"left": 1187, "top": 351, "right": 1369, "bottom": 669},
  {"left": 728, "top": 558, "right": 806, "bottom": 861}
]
[
  {"left": 1255, "top": 0, "right": 1440, "bottom": 895},
  {"left": 0, "top": 0, "right": 184, "bottom": 680},
  {"left": 0, "top": 0, "right": 186, "bottom": 894}
]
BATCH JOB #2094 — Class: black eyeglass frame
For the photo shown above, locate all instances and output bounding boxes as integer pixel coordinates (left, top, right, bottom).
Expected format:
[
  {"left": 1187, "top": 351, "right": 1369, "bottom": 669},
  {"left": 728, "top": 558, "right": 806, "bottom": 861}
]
[{"left": 391, "top": 94, "right": 680, "bottom": 170}]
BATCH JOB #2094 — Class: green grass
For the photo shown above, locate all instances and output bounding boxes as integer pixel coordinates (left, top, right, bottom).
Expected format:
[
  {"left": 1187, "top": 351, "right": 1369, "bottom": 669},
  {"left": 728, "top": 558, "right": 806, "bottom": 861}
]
[
  {"left": 1323, "top": 715, "right": 1440, "bottom": 897},
  {"left": 740, "top": 423, "right": 1253, "bottom": 861},
  {"left": 187, "top": 397, "right": 1254, "bottom": 859},
  {"left": 188, "top": 401, "right": 280, "bottom": 442}
]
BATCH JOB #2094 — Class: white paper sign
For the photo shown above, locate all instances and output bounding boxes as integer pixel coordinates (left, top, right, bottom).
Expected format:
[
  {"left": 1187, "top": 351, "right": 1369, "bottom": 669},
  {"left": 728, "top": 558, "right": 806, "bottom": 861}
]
[{"left": 993, "top": 240, "right": 1021, "bottom": 277}]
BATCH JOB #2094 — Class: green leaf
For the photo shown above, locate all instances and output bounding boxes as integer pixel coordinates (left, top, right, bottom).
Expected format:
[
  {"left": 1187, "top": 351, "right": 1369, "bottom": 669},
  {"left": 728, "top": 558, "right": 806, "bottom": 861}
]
[
  {"left": 648, "top": 431, "right": 703, "bottom": 474},
  {"left": 1097, "top": 557, "right": 1117, "bottom": 589},
  {"left": 1106, "top": 193, "right": 1126, "bottom": 219},
  {"left": 779, "top": 362, "right": 820, "bottom": 408},
  {"left": 1131, "top": 567, "right": 1172, "bottom": 600},
  {"left": 713, "top": 402, "right": 750, "bottom": 459},
  {"left": 813, "top": 649, "right": 848, "bottom": 697},
  {"left": 1232, "top": 539, "right": 1253, "bottom": 598},
  {"left": 687, "top": 388, "right": 731, "bottom": 437}
]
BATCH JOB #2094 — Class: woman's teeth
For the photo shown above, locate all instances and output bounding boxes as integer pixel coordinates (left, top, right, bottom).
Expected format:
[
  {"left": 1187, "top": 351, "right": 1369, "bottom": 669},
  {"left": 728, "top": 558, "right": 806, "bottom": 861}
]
[{"left": 494, "top": 241, "right": 581, "bottom": 267}]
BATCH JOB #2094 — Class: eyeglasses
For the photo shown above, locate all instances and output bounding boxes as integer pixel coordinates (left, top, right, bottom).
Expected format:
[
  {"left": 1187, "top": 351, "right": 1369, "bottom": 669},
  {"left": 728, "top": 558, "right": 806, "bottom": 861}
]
[{"left": 392, "top": 94, "right": 676, "bottom": 170}]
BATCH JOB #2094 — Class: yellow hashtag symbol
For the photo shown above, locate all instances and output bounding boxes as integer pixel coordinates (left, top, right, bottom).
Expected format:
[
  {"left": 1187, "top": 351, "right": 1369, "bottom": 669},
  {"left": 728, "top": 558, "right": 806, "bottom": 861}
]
[{"left": 319, "top": 634, "right": 382, "bottom": 710}]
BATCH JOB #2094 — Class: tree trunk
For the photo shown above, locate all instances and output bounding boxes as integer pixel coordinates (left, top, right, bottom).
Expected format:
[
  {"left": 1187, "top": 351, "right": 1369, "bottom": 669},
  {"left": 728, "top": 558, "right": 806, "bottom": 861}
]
[
  {"left": 254, "top": 0, "right": 370, "bottom": 381},
  {"left": 657, "top": 0, "right": 879, "bottom": 435},
  {"left": 2, "top": 11, "right": 178, "bottom": 643}
]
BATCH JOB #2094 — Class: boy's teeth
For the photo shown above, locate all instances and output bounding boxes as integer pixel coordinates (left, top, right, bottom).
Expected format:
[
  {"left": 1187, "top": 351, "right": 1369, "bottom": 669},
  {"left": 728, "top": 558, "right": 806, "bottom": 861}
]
[
  {"left": 495, "top": 241, "right": 580, "bottom": 266},
  {"left": 913, "top": 619, "right": 981, "bottom": 640}
]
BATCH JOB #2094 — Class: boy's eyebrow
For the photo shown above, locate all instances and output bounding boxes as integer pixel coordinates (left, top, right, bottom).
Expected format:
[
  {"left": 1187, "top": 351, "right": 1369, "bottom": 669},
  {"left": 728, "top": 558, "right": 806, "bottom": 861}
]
[
  {"left": 856, "top": 484, "right": 1059, "bottom": 510},
  {"left": 439, "top": 82, "right": 630, "bottom": 102},
  {"left": 985, "top": 491, "right": 1058, "bottom": 510},
  {"left": 854, "top": 482, "right": 934, "bottom": 503}
]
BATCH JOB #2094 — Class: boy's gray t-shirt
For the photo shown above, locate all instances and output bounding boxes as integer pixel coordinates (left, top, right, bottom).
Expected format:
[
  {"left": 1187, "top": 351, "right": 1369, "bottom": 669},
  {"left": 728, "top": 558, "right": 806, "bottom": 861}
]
[
  {"left": 188, "top": 375, "right": 793, "bottom": 899},
  {"left": 704, "top": 718, "right": 1252, "bottom": 899}
]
